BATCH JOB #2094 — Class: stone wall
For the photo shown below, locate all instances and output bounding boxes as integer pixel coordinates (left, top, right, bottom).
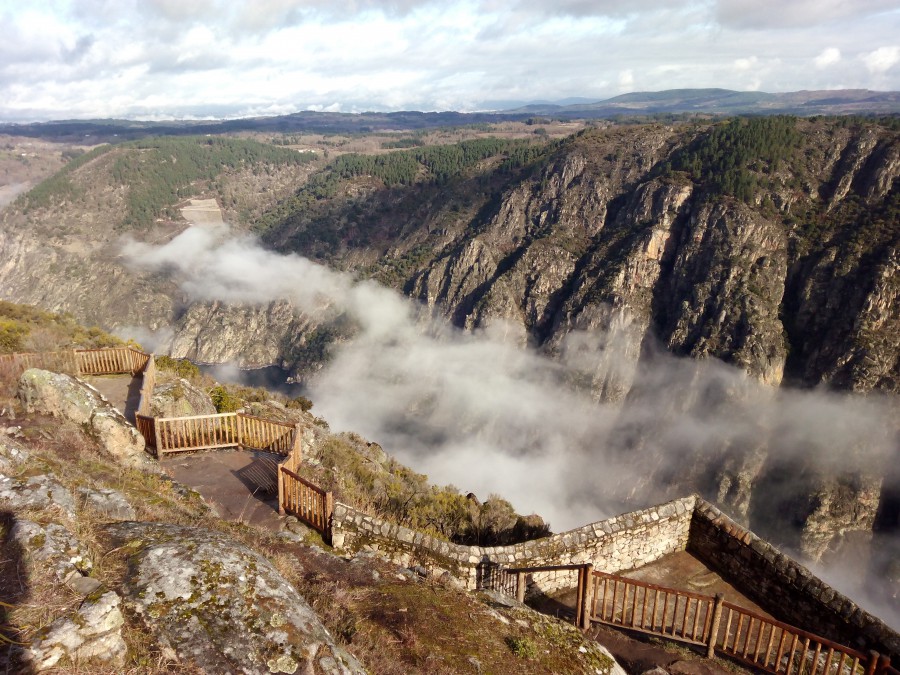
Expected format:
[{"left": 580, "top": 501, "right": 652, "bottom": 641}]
[
  {"left": 331, "top": 496, "right": 696, "bottom": 595},
  {"left": 688, "top": 499, "right": 900, "bottom": 661}
]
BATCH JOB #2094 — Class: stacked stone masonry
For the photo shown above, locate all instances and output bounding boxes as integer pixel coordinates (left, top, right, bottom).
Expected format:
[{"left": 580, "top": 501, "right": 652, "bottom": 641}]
[
  {"left": 332, "top": 494, "right": 900, "bottom": 663},
  {"left": 331, "top": 496, "right": 696, "bottom": 596}
]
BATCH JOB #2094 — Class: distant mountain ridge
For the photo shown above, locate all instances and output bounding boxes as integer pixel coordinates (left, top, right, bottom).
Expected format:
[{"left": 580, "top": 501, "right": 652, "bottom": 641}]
[
  {"left": 502, "top": 88, "right": 900, "bottom": 115},
  {"left": 1, "top": 88, "right": 898, "bottom": 143}
]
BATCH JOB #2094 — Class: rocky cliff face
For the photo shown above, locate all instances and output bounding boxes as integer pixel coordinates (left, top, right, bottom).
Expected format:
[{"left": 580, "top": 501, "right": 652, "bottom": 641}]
[{"left": 0, "top": 117, "right": 898, "bottom": 568}]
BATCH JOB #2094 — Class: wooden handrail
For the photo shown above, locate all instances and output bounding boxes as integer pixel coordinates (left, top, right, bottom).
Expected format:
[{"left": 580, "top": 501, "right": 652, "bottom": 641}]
[
  {"left": 507, "top": 563, "right": 585, "bottom": 574},
  {"left": 281, "top": 466, "right": 326, "bottom": 494},
  {"left": 279, "top": 464, "right": 332, "bottom": 536},
  {"left": 592, "top": 569, "right": 721, "bottom": 603},
  {"left": 720, "top": 601, "right": 868, "bottom": 661}
]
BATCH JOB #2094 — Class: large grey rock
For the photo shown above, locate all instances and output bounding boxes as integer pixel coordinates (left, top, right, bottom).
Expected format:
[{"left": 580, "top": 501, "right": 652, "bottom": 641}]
[
  {"left": 10, "top": 518, "right": 92, "bottom": 582},
  {"left": 17, "top": 368, "right": 151, "bottom": 470},
  {"left": 77, "top": 485, "right": 137, "bottom": 520},
  {"left": 149, "top": 378, "right": 216, "bottom": 418},
  {"left": 0, "top": 473, "right": 76, "bottom": 517},
  {"left": 26, "top": 591, "right": 126, "bottom": 671},
  {"left": 0, "top": 434, "right": 30, "bottom": 473},
  {"left": 104, "top": 521, "right": 365, "bottom": 674}
]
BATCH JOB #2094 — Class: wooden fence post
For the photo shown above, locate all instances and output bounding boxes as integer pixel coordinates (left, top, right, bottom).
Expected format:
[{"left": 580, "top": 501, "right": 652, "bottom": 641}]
[
  {"left": 866, "top": 652, "right": 882, "bottom": 675},
  {"left": 277, "top": 465, "right": 285, "bottom": 516},
  {"left": 706, "top": 593, "right": 725, "bottom": 658},
  {"left": 516, "top": 572, "right": 526, "bottom": 603},
  {"left": 581, "top": 564, "right": 594, "bottom": 630},
  {"left": 876, "top": 655, "right": 892, "bottom": 675},
  {"left": 236, "top": 414, "right": 244, "bottom": 449},
  {"left": 325, "top": 491, "right": 334, "bottom": 543},
  {"left": 152, "top": 417, "right": 161, "bottom": 456}
]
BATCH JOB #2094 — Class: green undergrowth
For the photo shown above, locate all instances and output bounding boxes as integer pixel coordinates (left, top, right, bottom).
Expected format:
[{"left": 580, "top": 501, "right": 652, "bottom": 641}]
[{"left": 0, "top": 300, "right": 125, "bottom": 355}]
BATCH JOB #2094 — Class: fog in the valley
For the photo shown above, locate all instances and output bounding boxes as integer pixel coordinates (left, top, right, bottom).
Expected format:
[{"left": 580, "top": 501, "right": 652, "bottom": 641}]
[{"left": 125, "top": 225, "right": 899, "bottom": 628}]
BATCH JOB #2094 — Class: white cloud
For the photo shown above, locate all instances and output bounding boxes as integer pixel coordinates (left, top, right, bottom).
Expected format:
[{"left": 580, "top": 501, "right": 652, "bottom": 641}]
[
  {"left": 733, "top": 56, "right": 757, "bottom": 71},
  {"left": 863, "top": 46, "right": 900, "bottom": 74},
  {"left": 814, "top": 47, "right": 841, "bottom": 68},
  {"left": 1, "top": 1, "right": 899, "bottom": 120}
]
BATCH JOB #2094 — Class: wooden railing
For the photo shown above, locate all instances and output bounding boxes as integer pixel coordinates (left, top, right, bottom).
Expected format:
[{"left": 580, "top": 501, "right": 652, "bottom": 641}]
[
  {"left": 0, "top": 346, "right": 150, "bottom": 377},
  {"left": 589, "top": 570, "right": 715, "bottom": 645},
  {"left": 136, "top": 411, "right": 298, "bottom": 456},
  {"left": 278, "top": 465, "right": 333, "bottom": 535},
  {"left": 581, "top": 570, "right": 893, "bottom": 675},
  {"left": 713, "top": 601, "right": 876, "bottom": 675},
  {"left": 77, "top": 346, "right": 148, "bottom": 375},
  {"left": 239, "top": 414, "right": 295, "bottom": 454},
  {"left": 0, "top": 350, "right": 80, "bottom": 375}
]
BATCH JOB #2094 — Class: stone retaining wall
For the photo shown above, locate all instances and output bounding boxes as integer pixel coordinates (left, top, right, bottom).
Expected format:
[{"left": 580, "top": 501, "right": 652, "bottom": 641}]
[
  {"left": 688, "top": 499, "right": 900, "bottom": 662},
  {"left": 331, "top": 496, "right": 696, "bottom": 595}
]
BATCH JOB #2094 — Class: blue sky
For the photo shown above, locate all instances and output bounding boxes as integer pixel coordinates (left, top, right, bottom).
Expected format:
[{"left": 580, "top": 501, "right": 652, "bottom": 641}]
[{"left": 1, "top": 0, "right": 899, "bottom": 121}]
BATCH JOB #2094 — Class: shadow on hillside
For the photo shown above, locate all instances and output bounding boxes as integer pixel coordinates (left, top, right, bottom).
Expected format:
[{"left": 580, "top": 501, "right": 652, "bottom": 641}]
[{"left": 0, "top": 510, "right": 35, "bottom": 674}]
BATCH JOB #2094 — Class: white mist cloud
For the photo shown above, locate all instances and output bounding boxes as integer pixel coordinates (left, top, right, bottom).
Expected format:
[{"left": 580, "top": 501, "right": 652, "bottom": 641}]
[
  {"left": 122, "top": 227, "right": 899, "bottom": 534},
  {"left": 815, "top": 47, "right": 841, "bottom": 68},
  {"left": 864, "top": 46, "right": 900, "bottom": 74},
  {"left": 123, "top": 226, "right": 900, "bottom": 629}
]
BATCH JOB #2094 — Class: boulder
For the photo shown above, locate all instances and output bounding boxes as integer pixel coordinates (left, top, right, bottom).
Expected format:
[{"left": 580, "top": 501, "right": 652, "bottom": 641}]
[
  {"left": 103, "top": 521, "right": 365, "bottom": 674},
  {"left": 17, "top": 368, "right": 151, "bottom": 470},
  {"left": 150, "top": 378, "right": 216, "bottom": 418},
  {"left": 10, "top": 518, "right": 92, "bottom": 582},
  {"left": 26, "top": 591, "right": 127, "bottom": 671},
  {"left": 0, "top": 473, "right": 76, "bottom": 517},
  {"left": 77, "top": 486, "right": 137, "bottom": 520}
]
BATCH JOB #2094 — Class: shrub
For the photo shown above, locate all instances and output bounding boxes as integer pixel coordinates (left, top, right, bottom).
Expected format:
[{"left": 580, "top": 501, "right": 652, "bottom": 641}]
[
  {"left": 209, "top": 385, "right": 242, "bottom": 413},
  {"left": 286, "top": 395, "right": 314, "bottom": 412},
  {"left": 155, "top": 355, "right": 201, "bottom": 380},
  {"left": 506, "top": 636, "right": 538, "bottom": 659}
]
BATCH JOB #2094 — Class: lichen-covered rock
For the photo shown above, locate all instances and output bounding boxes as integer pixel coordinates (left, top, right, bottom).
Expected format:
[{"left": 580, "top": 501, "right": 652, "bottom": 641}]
[
  {"left": 16, "top": 368, "right": 151, "bottom": 469},
  {"left": 149, "top": 377, "right": 217, "bottom": 418},
  {"left": 10, "top": 518, "right": 93, "bottom": 582},
  {"left": 77, "top": 485, "right": 137, "bottom": 520},
  {"left": 26, "top": 591, "right": 126, "bottom": 671},
  {"left": 0, "top": 434, "right": 30, "bottom": 472},
  {"left": 18, "top": 368, "right": 97, "bottom": 424},
  {"left": 0, "top": 473, "right": 76, "bottom": 517},
  {"left": 103, "top": 521, "right": 365, "bottom": 674}
]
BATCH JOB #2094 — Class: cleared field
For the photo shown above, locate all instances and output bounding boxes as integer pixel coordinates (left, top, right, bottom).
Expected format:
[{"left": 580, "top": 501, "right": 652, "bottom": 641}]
[{"left": 180, "top": 198, "right": 225, "bottom": 227}]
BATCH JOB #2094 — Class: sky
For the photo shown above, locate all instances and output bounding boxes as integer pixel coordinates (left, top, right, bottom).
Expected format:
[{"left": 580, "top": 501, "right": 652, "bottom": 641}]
[{"left": 1, "top": 0, "right": 899, "bottom": 122}]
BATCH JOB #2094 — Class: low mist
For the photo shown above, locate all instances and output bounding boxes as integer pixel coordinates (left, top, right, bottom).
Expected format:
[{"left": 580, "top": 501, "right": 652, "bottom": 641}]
[{"left": 125, "top": 225, "right": 899, "bottom": 628}]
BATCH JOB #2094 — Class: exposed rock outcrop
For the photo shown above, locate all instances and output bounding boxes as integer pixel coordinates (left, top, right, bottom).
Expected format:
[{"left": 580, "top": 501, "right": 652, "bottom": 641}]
[
  {"left": 103, "top": 521, "right": 365, "bottom": 675},
  {"left": 25, "top": 591, "right": 127, "bottom": 671},
  {"left": 149, "top": 377, "right": 217, "bottom": 418},
  {"left": 16, "top": 368, "right": 152, "bottom": 469}
]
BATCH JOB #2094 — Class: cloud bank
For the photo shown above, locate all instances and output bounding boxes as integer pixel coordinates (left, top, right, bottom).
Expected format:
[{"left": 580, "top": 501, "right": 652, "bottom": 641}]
[{"left": 1, "top": 1, "right": 899, "bottom": 121}]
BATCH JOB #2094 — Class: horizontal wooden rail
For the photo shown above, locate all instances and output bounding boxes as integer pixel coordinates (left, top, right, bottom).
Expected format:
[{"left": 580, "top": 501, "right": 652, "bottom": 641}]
[
  {"left": 139, "top": 411, "right": 299, "bottom": 457},
  {"left": 279, "top": 465, "right": 332, "bottom": 535},
  {"left": 153, "top": 412, "right": 240, "bottom": 454},
  {"left": 714, "top": 601, "right": 872, "bottom": 675},
  {"left": 0, "top": 350, "right": 80, "bottom": 375},
  {"left": 76, "top": 347, "right": 148, "bottom": 375},
  {"left": 1, "top": 347, "right": 154, "bottom": 378},
  {"left": 590, "top": 570, "right": 715, "bottom": 646},
  {"left": 579, "top": 570, "right": 890, "bottom": 675}
]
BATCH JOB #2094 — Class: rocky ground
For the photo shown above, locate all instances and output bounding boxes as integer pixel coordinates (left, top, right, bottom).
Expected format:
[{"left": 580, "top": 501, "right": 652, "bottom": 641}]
[{"left": 1, "top": 367, "right": 642, "bottom": 674}]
